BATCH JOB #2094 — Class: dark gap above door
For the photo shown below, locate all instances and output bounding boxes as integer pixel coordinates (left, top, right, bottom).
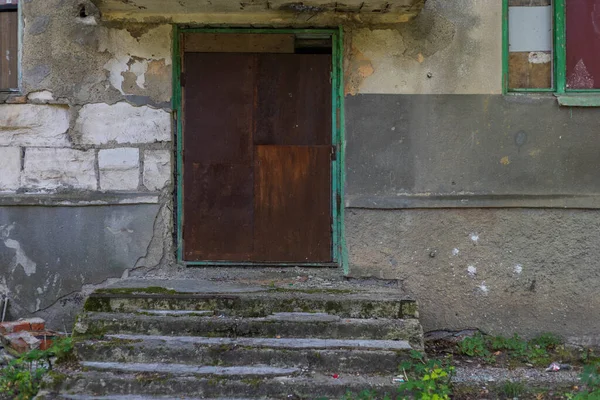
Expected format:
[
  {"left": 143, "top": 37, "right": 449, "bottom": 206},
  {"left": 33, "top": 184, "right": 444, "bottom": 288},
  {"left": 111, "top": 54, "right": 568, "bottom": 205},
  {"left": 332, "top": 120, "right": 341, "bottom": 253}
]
[{"left": 183, "top": 32, "right": 332, "bottom": 55}]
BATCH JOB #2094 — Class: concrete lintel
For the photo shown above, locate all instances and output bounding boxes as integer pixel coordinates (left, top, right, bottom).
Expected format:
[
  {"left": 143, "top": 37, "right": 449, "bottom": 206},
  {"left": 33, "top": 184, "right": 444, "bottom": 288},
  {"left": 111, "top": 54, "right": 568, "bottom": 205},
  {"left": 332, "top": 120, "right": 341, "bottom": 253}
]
[
  {"left": 98, "top": 10, "right": 421, "bottom": 25},
  {"left": 0, "top": 192, "right": 160, "bottom": 207}
]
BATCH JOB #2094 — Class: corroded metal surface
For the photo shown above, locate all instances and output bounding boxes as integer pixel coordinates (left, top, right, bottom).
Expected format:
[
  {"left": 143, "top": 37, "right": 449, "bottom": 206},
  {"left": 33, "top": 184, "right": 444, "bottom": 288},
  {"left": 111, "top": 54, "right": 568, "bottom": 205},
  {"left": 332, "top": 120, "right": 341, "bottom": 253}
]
[{"left": 182, "top": 48, "right": 332, "bottom": 263}]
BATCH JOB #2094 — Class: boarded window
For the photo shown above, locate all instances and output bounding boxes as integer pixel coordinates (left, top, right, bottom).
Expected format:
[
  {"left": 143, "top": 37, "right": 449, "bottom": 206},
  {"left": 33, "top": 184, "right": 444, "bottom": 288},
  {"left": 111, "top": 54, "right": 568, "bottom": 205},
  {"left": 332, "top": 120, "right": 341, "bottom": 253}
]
[
  {"left": 0, "top": 0, "right": 18, "bottom": 91},
  {"left": 507, "top": 0, "right": 553, "bottom": 89},
  {"left": 566, "top": 0, "right": 600, "bottom": 89}
]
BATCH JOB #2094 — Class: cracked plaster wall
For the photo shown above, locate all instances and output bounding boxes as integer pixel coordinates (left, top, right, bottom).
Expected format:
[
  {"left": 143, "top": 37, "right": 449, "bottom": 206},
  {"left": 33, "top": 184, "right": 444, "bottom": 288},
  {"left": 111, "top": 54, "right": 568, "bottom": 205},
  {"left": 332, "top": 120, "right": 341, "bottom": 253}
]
[
  {"left": 0, "top": 0, "right": 175, "bottom": 329},
  {"left": 342, "top": 0, "right": 600, "bottom": 343},
  {"left": 344, "top": 0, "right": 502, "bottom": 95}
]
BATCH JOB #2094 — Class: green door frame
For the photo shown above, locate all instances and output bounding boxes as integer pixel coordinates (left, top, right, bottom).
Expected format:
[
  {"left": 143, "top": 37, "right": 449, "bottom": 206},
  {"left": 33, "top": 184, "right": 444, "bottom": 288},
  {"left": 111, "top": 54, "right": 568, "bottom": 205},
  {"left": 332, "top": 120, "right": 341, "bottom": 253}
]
[{"left": 172, "top": 26, "right": 347, "bottom": 269}]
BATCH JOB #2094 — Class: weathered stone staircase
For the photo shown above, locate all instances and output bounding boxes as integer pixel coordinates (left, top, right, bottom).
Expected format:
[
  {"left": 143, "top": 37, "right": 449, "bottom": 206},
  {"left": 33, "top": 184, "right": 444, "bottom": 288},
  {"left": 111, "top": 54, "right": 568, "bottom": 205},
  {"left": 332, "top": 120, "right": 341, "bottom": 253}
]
[{"left": 46, "top": 279, "right": 424, "bottom": 399}]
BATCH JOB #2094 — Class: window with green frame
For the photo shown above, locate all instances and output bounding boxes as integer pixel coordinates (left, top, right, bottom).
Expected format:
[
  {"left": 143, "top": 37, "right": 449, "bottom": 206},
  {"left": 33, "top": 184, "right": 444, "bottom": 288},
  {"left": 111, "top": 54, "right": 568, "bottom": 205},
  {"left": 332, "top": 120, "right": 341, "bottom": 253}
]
[{"left": 503, "top": 0, "right": 600, "bottom": 94}]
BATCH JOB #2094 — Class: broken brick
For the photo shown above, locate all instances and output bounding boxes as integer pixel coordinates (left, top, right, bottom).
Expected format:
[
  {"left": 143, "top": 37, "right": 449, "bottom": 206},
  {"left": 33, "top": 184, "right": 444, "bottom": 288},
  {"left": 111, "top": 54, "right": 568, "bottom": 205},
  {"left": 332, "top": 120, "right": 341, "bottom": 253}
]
[
  {"left": 9, "top": 337, "right": 29, "bottom": 354},
  {"left": 29, "top": 318, "right": 45, "bottom": 331},
  {"left": 5, "top": 332, "right": 41, "bottom": 354},
  {"left": 0, "top": 320, "right": 31, "bottom": 334},
  {"left": 33, "top": 331, "right": 58, "bottom": 351}
]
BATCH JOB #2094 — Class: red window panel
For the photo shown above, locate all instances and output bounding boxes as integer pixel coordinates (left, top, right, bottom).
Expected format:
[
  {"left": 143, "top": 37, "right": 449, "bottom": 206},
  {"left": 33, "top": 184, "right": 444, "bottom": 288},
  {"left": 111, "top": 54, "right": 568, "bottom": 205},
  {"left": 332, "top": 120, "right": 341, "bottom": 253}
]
[{"left": 566, "top": 0, "right": 600, "bottom": 89}]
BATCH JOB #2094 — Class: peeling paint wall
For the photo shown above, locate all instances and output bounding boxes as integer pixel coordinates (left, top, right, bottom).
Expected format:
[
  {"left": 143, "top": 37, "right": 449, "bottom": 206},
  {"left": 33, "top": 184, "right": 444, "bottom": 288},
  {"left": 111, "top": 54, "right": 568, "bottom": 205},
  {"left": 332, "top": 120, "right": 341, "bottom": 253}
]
[
  {"left": 20, "top": 0, "right": 172, "bottom": 106},
  {"left": 344, "top": 0, "right": 502, "bottom": 95},
  {"left": 0, "top": 0, "right": 175, "bottom": 328}
]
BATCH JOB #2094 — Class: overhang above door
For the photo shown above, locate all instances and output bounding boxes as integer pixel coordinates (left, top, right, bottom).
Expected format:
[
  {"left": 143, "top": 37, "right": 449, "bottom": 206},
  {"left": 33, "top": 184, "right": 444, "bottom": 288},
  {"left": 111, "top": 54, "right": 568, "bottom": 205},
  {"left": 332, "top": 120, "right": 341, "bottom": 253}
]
[{"left": 92, "top": 0, "right": 425, "bottom": 25}]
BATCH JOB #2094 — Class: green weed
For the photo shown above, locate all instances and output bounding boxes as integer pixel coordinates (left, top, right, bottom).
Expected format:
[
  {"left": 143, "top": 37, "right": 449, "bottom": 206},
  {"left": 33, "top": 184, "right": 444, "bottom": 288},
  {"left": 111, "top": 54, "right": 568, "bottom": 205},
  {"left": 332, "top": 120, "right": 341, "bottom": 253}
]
[
  {"left": 0, "top": 337, "right": 73, "bottom": 399},
  {"left": 568, "top": 363, "right": 600, "bottom": 399},
  {"left": 458, "top": 333, "right": 492, "bottom": 359},
  {"left": 397, "top": 350, "right": 455, "bottom": 400},
  {"left": 499, "top": 381, "right": 526, "bottom": 398}
]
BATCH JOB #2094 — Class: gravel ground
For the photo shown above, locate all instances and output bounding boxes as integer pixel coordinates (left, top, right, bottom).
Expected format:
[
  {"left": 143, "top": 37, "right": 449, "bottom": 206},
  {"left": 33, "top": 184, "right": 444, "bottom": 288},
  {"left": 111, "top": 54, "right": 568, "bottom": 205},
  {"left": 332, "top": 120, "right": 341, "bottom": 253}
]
[{"left": 453, "top": 365, "right": 580, "bottom": 385}]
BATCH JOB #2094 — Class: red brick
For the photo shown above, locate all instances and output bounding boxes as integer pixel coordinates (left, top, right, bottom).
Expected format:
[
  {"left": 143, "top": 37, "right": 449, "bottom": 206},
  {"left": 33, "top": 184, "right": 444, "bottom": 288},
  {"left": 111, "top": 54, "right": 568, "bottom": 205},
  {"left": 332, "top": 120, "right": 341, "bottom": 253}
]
[
  {"left": 0, "top": 320, "right": 31, "bottom": 334},
  {"left": 28, "top": 318, "right": 45, "bottom": 331},
  {"left": 38, "top": 338, "right": 54, "bottom": 351},
  {"left": 33, "top": 331, "right": 58, "bottom": 351}
]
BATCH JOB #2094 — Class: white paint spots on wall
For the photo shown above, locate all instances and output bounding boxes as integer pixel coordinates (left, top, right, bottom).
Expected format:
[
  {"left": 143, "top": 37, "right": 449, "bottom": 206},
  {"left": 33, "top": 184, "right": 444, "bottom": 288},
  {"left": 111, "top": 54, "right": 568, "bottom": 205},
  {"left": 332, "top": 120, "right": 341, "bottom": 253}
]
[
  {"left": 0, "top": 223, "right": 37, "bottom": 277},
  {"left": 470, "top": 233, "right": 479, "bottom": 243},
  {"left": 514, "top": 264, "right": 523, "bottom": 274},
  {"left": 478, "top": 281, "right": 489, "bottom": 295},
  {"left": 452, "top": 248, "right": 460, "bottom": 256},
  {"left": 528, "top": 51, "right": 551, "bottom": 64},
  {"left": 467, "top": 265, "right": 477, "bottom": 277}
]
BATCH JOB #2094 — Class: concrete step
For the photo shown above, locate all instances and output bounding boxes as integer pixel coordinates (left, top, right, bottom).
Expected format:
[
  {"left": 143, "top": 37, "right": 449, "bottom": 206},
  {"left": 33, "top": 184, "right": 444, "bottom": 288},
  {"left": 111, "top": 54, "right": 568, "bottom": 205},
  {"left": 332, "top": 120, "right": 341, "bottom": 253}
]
[
  {"left": 58, "top": 397, "right": 261, "bottom": 400},
  {"left": 76, "top": 334, "right": 413, "bottom": 374},
  {"left": 74, "top": 312, "right": 424, "bottom": 348},
  {"left": 84, "top": 286, "right": 418, "bottom": 320},
  {"left": 54, "top": 369, "right": 399, "bottom": 399},
  {"left": 82, "top": 361, "right": 301, "bottom": 377}
]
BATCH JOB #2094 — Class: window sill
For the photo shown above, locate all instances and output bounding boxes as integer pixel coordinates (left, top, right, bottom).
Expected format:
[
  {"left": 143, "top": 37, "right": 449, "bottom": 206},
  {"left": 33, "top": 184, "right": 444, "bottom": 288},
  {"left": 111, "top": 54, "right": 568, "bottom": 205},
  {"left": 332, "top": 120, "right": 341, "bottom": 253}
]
[
  {"left": 556, "top": 94, "right": 600, "bottom": 107},
  {"left": 0, "top": 91, "right": 25, "bottom": 104}
]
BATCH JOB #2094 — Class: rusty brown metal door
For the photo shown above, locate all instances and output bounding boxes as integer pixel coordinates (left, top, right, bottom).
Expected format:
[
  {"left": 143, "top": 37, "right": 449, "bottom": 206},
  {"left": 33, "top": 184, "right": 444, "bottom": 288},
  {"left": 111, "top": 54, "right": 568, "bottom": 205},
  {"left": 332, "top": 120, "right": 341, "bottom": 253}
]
[{"left": 182, "top": 50, "right": 332, "bottom": 263}]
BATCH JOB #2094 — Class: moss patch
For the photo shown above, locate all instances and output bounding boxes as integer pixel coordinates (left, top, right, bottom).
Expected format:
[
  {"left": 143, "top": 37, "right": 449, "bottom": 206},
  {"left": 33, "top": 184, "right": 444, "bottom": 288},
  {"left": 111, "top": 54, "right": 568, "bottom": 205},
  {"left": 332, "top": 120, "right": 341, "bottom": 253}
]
[{"left": 83, "top": 297, "right": 112, "bottom": 312}]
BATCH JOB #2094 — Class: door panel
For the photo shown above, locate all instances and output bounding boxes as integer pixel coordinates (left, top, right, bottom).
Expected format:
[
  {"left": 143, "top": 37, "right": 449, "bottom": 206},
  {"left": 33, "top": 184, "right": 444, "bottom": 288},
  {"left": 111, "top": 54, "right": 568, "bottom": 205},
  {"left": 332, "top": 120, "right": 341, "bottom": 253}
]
[
  {"left": 183, "top": 53, "right": 256, "bottom": 164},
  {"left": 183, "top": 53, "right": 256, "bottom": 260},
  {"left": 254, "top": 54, "right": 332, "bottom": 146},
  {"left": 184, "top": 163, "right": 254, "bottom": 261},
  {"left": 254, "top": 145, "right": 332, "bottom": 262}
]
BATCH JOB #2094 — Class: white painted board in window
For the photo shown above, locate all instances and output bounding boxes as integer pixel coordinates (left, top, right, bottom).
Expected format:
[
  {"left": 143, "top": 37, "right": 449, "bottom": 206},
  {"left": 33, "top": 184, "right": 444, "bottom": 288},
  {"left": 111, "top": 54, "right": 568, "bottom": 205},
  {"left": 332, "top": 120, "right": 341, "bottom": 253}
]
[{"left": 508, "top": 5, "right": 553, "bottom": 52}]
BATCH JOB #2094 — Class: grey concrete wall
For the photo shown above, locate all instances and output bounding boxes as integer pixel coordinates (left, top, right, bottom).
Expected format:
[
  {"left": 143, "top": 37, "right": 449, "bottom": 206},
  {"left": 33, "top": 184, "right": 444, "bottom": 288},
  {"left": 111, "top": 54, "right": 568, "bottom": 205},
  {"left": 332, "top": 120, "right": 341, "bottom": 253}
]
[
  {"left": 342, "top": 0, "right": 600, "bottom": 343},
  {"left": 0, "top": 205, "right": 160, "bottom": 327},
  {"left": 344, "top": 93, "right": 600, "bottom": 342},
  {"left": 346, "top": 208, "right": 600, "bottom": 346},
  {"left": 345, "top": 94, "right": 600, "bottom": 208}
]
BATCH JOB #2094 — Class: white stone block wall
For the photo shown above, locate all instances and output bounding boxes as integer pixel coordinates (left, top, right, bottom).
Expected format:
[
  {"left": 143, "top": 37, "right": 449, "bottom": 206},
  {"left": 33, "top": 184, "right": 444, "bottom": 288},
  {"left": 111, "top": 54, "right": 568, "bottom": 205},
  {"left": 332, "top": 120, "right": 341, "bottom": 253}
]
[
  {"left": 0, "top": 105, "right": 70, "bottom": 147},
  {"left": 0, "top": 101, "right": 172, "bottom": 194},
  {"left": 143, "top": 150, "right": 172, "bottom": 191},
  {"left": 76, "top": 103, "right": 171, "bottom": 145},
  {"left": 22, "top": 148, "right": 97, "bottom": 190},
  {"left": 99, "top": 148, "right": 140, "bottom": 191},
  {"left": 0, "top": 147, "right": 21, "bottom": 191}
]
